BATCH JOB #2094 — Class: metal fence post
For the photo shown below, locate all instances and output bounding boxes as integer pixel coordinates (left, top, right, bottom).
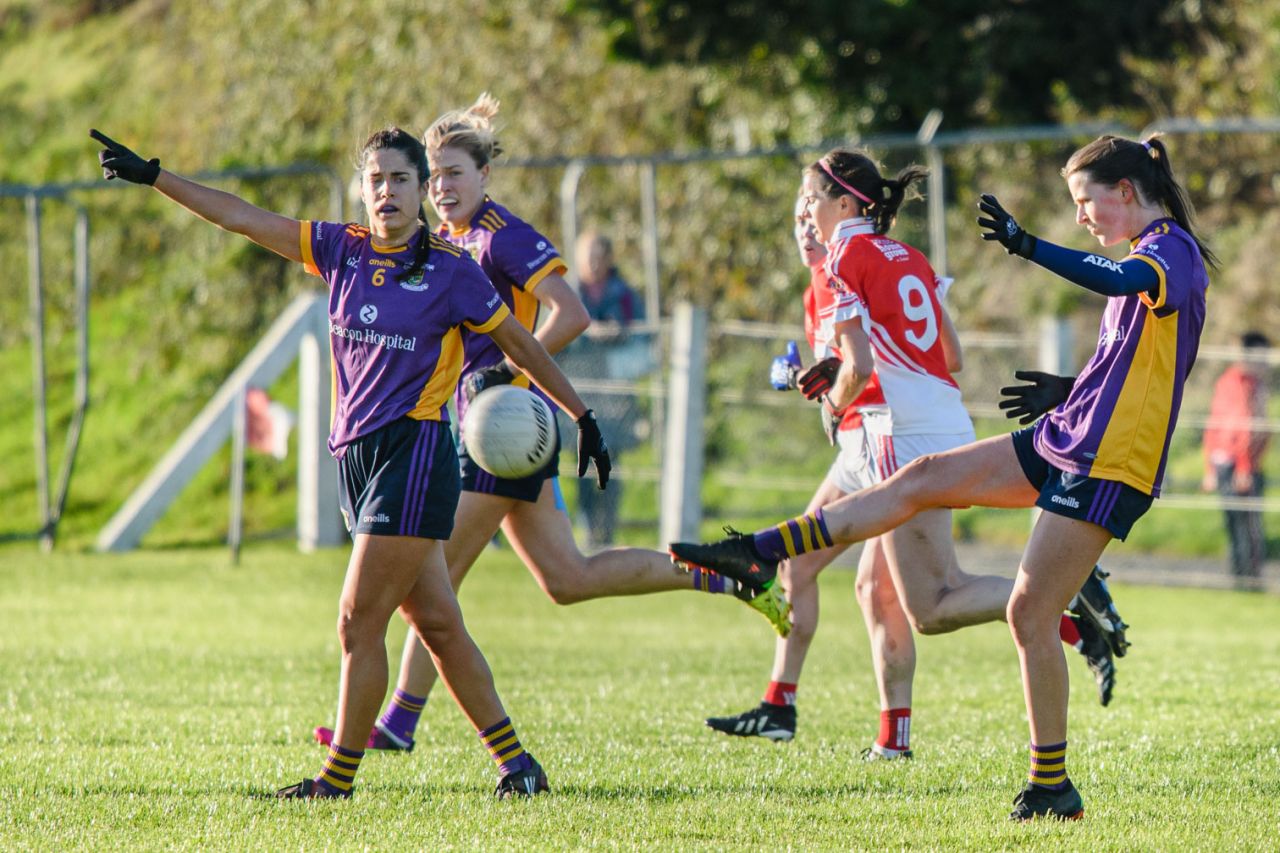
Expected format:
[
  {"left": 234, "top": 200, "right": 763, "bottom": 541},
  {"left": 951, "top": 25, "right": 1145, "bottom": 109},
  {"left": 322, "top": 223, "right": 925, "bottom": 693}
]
[
  {"left": 559, "top": 161, "right": 586, "bottom": 291},
  {"left": 640, "top": 160, "right": 666, "bottom": 462},
  {"left": 46, "top": 206, "right": 93, "bottom": 547},
  {"left": 1039, "top": 315, "right": 1073, "bottom": 375},
  {"left": 26, "top": 194, "right": 52, "bottom": 551},
  {"left": 639, "top": 161, "right": 662, "bottom": 323},
  {"left": 228, "top": 385, "right": 247, "bottom": 564},
  {"left": 918, "top": 110, "right": 947, "bottom": 274},
  {"left": 659, "top": 302, "right": 707, "bottom": 546},
  {"left": 328, "top": 170, "right": 346, "bottom": 223},
  {"left": 297, "top": 299, "right": 343, "bottom": 551}
]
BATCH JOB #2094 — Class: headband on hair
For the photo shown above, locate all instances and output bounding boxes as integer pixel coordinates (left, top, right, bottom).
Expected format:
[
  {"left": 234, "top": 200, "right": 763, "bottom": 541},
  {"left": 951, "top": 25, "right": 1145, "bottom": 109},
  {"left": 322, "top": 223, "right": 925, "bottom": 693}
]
[{"left": 818, "top": 158, "right": 874, "bottom": 205}]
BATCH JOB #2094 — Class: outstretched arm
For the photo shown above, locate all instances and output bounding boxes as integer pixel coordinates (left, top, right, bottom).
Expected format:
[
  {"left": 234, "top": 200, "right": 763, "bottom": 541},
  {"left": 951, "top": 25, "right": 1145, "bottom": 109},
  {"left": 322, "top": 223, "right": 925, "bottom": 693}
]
[
  {"left": 976, "top": 193, "right": 1159, "bottom": 297},
  {"left": 152, "top": 172, "right": 303, "bottom": 263},
  {"left": 1027, "top": 240, "right": 1160, "bottom": 298},
  {"left": 91, "top": 129, "right": 302, "bottom": 263}
]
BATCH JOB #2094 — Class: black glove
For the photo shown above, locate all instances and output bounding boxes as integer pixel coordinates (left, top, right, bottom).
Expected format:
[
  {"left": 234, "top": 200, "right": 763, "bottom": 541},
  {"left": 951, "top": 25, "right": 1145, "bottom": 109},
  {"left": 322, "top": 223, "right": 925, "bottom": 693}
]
[
  {"left": 463, "top": 361, "right": 516, "bottom": 402},
  {"left": 576, "top": 410, "right": 612, "bottom": 489},
  {"left": 797, "top": 356, "right": 841, "bottom": 402},
  {"left": 977, "top": 193, "right": 1036, "bottom": 258},
  {"left": 90, "top": 129, "right": 161, "bottom": 185},
  {"left": 998, "top": 370, "right": 1075, "bottom": 424}
]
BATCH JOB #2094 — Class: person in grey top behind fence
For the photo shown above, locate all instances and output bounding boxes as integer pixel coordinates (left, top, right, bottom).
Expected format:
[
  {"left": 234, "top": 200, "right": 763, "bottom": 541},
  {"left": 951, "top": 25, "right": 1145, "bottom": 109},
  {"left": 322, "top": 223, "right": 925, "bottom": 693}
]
[{"left": 570, "top": 228, "right": 648, "bottom": 548}]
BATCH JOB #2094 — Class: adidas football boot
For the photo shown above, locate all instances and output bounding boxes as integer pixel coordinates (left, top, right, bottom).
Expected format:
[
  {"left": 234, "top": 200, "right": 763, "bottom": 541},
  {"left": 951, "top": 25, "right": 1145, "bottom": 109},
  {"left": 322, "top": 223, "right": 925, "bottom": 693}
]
[
  {"left": 494, "top": 755, "right": 550, "bottom": 799},
  {"left": 860, "top": 744, "right": 914, "bottom": 761},
  {"left": 1009, "top": 780, "right": 1085, "bottom": 821},
  {"left": 705, "top": 702, "right": 796, "bottom": 742}
]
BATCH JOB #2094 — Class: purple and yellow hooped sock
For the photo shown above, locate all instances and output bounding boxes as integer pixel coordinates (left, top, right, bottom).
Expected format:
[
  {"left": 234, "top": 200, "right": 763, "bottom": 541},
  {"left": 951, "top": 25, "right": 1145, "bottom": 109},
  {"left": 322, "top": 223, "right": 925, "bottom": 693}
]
[
  {"left": 478, "top": 716, "right": 533, "bottom": 775},
  {"left": 753, "top": 508, "right": 833, "bottom": 561}
]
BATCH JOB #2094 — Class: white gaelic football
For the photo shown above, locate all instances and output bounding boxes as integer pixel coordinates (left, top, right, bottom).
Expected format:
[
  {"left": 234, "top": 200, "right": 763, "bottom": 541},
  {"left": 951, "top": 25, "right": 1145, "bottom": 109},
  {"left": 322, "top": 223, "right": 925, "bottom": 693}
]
[{"left": 463, "top": 385, "right": 557, "bottom": 479}]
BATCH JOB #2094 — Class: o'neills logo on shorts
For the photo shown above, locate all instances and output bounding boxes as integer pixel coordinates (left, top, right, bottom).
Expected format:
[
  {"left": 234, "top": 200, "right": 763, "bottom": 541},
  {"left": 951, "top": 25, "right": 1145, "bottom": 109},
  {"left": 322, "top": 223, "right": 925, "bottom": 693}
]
[
  {"left": 1050, "top": 494, "right": 1080, "bottom": 509},
  {"left": 362, "top": 513, "right": 391, "bottom": 524}
]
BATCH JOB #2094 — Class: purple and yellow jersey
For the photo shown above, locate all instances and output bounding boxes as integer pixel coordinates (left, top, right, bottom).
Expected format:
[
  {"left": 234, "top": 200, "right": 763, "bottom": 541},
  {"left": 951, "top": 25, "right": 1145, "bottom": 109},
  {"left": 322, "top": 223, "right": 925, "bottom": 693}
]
[
  {"left": 301, "top": 220, "right": 510, "bottom": 456},
  {"left": 1034, "top": 219, "right": 1209, "bottom": 496},
  {"left": 439, "top": 197, "right": 568, "bottom": 422}
]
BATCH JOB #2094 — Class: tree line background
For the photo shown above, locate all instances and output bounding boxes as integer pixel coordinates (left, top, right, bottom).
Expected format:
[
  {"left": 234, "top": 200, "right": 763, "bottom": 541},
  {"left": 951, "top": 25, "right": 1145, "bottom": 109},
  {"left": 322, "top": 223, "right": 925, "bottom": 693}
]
[{"left": 2, "top": 0, "right": 1278, "bottom": 545}]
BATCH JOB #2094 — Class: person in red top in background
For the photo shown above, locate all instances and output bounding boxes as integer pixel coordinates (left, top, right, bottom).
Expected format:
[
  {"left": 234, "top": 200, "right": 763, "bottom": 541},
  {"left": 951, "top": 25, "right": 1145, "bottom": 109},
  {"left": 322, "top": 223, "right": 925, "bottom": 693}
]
[
  {"left": 703, "top": 190, "right": 960, "bottom": 756},
  {"left": 1203, "top": 331, "right": 1271, "bottom": 581}
]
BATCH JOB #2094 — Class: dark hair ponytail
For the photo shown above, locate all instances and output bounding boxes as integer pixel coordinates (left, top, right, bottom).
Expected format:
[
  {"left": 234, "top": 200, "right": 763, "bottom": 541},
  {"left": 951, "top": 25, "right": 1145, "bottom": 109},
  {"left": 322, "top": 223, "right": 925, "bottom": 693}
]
[
  {"left": 401, "top": 216, "right": 432, "bottom": 284},
  {"left": 1063, "top": 134, "right": 1218, "bottom": 269},
  {"left": 875, "top": 166, "right": 929, "bottom": 235},
  {"left": 805, "top": 148, "right": 927, "bottom": 235}
]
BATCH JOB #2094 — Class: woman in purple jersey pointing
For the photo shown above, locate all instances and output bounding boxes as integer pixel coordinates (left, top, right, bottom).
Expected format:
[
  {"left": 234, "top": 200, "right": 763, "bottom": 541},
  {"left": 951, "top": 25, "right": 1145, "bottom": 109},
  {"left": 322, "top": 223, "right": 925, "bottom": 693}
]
[
  {"left": 315, "top": 93, "right": 789, "bottom": 757},
  {"left": 671, "top": 134, "right": 1212, "bottom": 821},
  {"left": 91, "top": 126, "right": 610, "bottom": 799}
]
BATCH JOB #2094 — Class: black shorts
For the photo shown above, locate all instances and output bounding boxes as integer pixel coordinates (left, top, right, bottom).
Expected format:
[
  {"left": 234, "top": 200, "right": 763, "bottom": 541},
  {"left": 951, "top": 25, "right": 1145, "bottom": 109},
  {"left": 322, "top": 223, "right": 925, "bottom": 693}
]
[
  {"left": 1011, "top": 426, "right": 1153, "bottom": 541},
  {"left": 337, "top": 417, "right": 460, "bottom": 539},
  {"left": 458, "top": 429, "right": 561, "bottom": 504}
]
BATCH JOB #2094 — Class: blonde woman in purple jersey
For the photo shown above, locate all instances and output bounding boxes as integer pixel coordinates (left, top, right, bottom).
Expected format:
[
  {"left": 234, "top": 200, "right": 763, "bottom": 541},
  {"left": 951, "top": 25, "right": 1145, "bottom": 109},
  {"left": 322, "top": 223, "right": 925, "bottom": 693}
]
[
  {"left": 312, "top": 94, "right": 789, "bottom": 757},
  {"left": 91, "top": 126, "right": 611, "bottom": 799},
  {"left": 674, "top": 134, "right": 1211, "bottom": 821}
]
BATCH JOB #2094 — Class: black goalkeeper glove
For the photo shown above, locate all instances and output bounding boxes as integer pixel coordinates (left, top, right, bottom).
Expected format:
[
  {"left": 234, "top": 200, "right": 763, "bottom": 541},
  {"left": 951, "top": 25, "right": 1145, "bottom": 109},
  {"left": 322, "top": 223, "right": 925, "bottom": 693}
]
[
  {"left": 797, "top": 356, "right": 842, "bottom": 402},
  {"left": 90, "top": 129, "right": 161, "bottom": 185},
  {"left": 998, "top": 370, "right": 1075, "bottom": 424},
  {"left": 576, "top": 410, "right": 612, "bottom": 489},
  {"left": 977, "top": 193, "right": 1036, "bottom": 259},
  {"left": 463, "top": 361, "right": 516, "bottom": 402}
]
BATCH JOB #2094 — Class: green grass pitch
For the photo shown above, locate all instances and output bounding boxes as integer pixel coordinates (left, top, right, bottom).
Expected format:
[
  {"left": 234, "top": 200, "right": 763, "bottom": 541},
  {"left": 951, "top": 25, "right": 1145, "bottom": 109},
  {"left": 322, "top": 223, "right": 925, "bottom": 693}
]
[{"left": 1, "top": 543, "right": 1277, "bottom": 849}]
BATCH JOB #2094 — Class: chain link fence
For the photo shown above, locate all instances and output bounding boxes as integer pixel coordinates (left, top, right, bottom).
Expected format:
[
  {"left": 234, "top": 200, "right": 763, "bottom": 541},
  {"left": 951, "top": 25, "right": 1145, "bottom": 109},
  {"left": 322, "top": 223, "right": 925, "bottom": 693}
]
[{"left": 9, "top": 119, "right": 1280, "bottom": 581}]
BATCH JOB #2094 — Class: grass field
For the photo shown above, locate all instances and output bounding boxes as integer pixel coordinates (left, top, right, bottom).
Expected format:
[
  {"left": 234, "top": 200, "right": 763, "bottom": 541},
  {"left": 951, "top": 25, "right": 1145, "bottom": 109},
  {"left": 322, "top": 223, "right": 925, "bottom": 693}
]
[{"left": 2, "top": 543, "right": 1278, "bottom": 850}]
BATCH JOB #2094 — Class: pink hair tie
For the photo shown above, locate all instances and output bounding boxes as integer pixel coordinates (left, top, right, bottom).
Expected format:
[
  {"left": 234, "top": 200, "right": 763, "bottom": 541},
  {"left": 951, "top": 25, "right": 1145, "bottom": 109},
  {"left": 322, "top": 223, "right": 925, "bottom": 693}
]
[{"left": 818, "top": 158, "right": 873, "bottom": 205}]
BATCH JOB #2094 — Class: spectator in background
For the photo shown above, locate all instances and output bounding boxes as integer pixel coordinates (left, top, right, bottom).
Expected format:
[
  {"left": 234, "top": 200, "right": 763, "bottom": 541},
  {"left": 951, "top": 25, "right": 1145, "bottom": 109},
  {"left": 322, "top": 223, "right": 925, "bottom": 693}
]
[
  {"left": 572, "top": 229, "right": 646, "bottom": 547},
  {"left": 578, "top": 230, "right": 643, "bottom": 327},
  {"left": 1203, "top": 331, "right": 1271, "bottom": 582}
]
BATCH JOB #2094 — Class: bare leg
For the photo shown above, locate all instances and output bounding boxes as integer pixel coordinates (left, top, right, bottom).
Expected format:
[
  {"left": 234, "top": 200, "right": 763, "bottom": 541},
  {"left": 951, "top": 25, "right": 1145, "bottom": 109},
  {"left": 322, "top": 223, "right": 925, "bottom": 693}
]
[
  {"left": 882, "top": 509, "right": 1013, "bottom": 634},
  {"left": 803, "top": 435, "right": 1036, "bottom": 635},
  {"left": 331, "top": 534, "right": 441, "bottom": 753},
  {"left": 1008, "top": 513, "right": 1112, "bottom": 745},
  {"left": 771, "top": 477, "right": 850, "bottom": 683},
  {"left": 819, "top": 434, "right": 1039, "bottom": 544},
  {"left": 854, "top": 536, "right": 915, "bottom": 710},
  {"left": 397, "top": 537, "right": 512, "bottom": 730},
  {"left": 505, "top": 480, "right": 688, "bottom": 603},
  {"left": 393, "top": 481, "right": 686, "bottom": 704},
  {"left": 393, "top": 491, "right": 516, "bottom": 699}
]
